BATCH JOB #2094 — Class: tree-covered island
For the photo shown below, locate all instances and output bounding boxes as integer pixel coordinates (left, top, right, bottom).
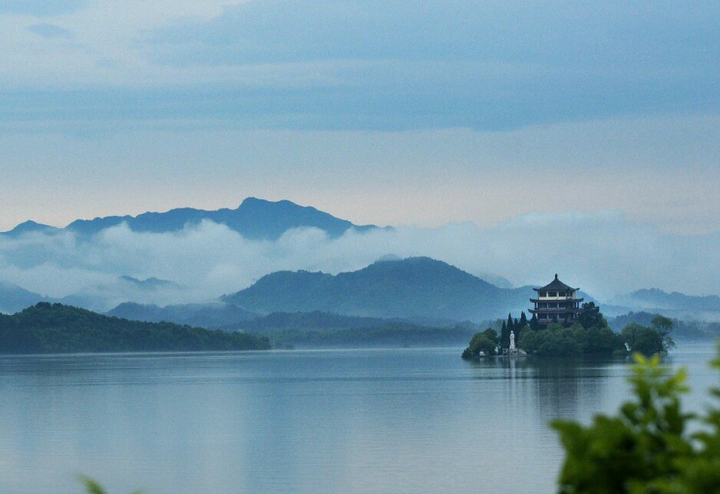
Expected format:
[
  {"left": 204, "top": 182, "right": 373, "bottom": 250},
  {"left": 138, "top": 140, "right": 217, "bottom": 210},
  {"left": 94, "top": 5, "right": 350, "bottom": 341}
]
[
  {"left": 462, "top": 303, "right": 675, "bottom": 359},
  {"left": 0, "top": 303, "right": 271, "bottom": 354}
]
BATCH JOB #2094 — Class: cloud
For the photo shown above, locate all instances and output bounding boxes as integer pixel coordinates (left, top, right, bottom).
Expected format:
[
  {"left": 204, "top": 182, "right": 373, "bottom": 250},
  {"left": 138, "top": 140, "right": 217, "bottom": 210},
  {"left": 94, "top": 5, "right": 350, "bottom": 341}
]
[
  {"left": 0, "top": 1, "right": 718, "bottom": 131},
  {"left": 1, "top": 212, "right": 719, "bottom": 312},
  {"left": 148, "top": 1, "right": 720, "bottom": 66},
  {"left": 0, "top": 0, "right": 86, "bottom": 17},
  {"left": 27, "top": 23, "right": 73, "bottom": 39},
  {"left": 131, "top": 0, "right": 720, "bottom": 130}
]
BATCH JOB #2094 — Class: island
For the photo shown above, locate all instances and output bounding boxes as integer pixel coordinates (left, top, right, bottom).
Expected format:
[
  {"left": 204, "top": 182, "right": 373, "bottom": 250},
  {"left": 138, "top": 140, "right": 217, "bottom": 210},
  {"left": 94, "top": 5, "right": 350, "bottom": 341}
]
[{"left": 462, "top": 275, "right": 675, "bottom": 359}]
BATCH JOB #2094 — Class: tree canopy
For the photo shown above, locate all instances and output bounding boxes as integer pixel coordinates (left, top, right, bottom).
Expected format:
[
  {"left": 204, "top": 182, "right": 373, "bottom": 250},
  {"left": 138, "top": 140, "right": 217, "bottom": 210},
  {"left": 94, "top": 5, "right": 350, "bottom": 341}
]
[{"left": 461, "top": 328, "right": 500, "bottom": 358}]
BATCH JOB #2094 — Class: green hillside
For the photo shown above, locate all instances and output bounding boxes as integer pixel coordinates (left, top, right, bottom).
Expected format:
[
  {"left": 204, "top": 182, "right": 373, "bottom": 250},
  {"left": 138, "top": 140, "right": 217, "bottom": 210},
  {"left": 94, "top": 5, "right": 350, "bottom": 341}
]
[{"left": 0, "top": 303, "right": 270, "bottom": 354}]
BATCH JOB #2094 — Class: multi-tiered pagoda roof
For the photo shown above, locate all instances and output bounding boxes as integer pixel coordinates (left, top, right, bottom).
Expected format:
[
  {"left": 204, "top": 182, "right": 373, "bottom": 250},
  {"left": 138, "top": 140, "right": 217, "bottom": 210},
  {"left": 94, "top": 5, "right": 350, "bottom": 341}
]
[{"left": 529, "top": 274, "right": 584, "bottom": 325}]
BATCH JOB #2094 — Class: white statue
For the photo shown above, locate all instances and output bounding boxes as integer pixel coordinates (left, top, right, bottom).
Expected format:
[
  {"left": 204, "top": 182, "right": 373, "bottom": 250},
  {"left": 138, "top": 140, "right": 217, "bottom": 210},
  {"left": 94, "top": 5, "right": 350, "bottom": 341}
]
[{"left": 509, "top": 330, "right": 516, "bottom": 352}]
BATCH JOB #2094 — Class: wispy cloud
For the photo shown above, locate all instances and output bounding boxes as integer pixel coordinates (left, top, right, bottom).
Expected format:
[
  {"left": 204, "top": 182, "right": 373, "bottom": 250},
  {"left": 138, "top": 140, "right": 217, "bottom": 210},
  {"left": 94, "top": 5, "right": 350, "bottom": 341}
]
[
  {"left": 27, "top": 23, "right": 73, "bottom": 39},
  {"left": 0, "top": 0, "right": 86, "bottom": 17},
  {"left": 0, "top": 1, "right": 718, "bottom": 130}
]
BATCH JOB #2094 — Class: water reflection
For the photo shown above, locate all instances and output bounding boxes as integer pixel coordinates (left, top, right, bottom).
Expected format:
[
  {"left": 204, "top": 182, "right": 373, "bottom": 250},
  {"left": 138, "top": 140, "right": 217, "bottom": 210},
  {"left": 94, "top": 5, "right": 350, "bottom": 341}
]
[
  {"left": 0, "top": 347, "right": 710, "bottom": 494},
  {"left": 466, "top": 356, "right": 619, "bottom": 420}
]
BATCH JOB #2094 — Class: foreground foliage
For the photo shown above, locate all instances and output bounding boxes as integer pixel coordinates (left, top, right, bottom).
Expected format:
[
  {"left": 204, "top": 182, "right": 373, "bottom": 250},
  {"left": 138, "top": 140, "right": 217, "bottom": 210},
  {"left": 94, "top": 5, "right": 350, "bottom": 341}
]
[
  {"left": 0, "top": 303, "right": 270, "bottom": 354},
  {"left": 78, "top": 475, "right": 141, "bottom": 494},
  {"left": 553, "top": 348, "right": 720, "bottom": 493}
]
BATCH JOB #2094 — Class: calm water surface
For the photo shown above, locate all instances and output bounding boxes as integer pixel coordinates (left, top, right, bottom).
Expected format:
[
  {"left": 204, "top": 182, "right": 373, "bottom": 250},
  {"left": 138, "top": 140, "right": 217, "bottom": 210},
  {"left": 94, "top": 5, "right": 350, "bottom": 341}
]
[{"left": 0, "top": 344, "right": 716, "bottom": 493}]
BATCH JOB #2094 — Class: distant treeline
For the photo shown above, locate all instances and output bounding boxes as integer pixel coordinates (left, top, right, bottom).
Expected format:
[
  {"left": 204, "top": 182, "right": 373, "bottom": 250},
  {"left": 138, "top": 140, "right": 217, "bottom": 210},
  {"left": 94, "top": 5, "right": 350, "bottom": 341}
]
[
  {"left": 608, "top": 311, "right": 720, "bottom": 341},
  {"left": 267, "top": 322, "right": 476, "bottom": 348},
  {"left": 0, "top": 303, "right": 270, "bottom": 354},
  {"left": 239, "top": 311, "right": 404, "bottom": 333}
]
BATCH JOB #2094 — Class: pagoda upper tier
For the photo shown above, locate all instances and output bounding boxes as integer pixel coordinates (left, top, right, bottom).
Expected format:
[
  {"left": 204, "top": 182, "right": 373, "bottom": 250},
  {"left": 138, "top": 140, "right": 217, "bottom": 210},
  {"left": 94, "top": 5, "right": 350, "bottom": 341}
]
[{"left": 529, "top": 274, "right": 584, "bottom": 325}]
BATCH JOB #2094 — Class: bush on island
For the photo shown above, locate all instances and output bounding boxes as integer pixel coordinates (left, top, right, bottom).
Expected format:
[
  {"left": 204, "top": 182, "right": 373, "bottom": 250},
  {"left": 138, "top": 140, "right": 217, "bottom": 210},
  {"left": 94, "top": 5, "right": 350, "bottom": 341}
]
[{"left": 461, "top": 328, "right": 499, "bottom": 359}]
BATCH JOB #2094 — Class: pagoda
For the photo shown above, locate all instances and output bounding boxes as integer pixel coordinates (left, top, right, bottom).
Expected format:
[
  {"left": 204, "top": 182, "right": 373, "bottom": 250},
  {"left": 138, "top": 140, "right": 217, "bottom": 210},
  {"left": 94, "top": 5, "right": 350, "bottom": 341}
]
[{"left": 529, "top": 274, "right": 583, "bottom": 325}]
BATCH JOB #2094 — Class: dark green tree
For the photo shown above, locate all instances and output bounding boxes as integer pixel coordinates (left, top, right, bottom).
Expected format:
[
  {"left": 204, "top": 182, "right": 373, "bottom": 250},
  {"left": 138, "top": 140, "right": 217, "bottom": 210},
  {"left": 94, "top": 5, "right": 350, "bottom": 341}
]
[
  {"left": 513, "top": 316, "right": 524, "bottom": 343},
  {"left": 500, "top": 320, "right": 509, "bottom": 349},
  {"left": 622, "top": 322, "right": 673, "bottom": 356},
  {"left": 518, "top": 323, "right": 582, "bottom": 357},
  {"left": 519, "top": 311, "right": 528, "bottom": 328},
  {"left": 578, "top": 302, "right": 606, "bottom": 329},
  {"left": 529, "top": 313, "right": 539, "bottom": 331},
  {"left": 461, "top": 328, "right": 498, "bottom": 359},
  {"left": 483, "top": 328, "right": 498, "bottom": 342},
  {"left": 651, "top": 315, "right": 676, "bottom": 350}
]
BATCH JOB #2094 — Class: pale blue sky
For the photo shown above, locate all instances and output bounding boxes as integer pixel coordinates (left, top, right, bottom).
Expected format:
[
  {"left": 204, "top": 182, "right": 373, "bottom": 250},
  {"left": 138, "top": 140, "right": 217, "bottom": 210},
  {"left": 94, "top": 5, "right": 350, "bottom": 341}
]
[{"left": 0, "top": 0, "right": 719, "bottom": 235}]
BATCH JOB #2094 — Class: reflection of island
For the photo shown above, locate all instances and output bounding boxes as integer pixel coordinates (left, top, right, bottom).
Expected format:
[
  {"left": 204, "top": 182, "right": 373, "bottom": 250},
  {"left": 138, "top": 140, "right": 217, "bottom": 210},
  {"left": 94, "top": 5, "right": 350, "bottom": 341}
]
[
  {"left": 532, "top": 359, "right": 612, "bottom": 421},
  {"left": 467, "top": 356, "right": 614, "bottom": 421}
]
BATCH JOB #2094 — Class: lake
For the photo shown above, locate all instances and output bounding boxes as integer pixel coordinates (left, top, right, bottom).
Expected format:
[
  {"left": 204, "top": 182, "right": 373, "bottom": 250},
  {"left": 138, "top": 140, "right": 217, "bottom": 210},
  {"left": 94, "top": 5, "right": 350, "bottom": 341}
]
[{"left": 0, "top": 344, "right": 717, "bottom": 493}]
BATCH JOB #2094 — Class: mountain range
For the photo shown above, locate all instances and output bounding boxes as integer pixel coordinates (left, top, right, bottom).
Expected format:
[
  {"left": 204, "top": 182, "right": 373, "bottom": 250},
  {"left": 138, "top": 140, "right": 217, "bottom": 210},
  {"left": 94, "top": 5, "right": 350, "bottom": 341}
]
[
  {"left": 103, "top": 257, "right": 532, "bottom": 327},
  {"left": 609, "top": 289, "right": 720, "bottom": 321},
  {"left": 223, "top": 256, "right": 532, "bottom": 322},
  {"left": 3, "top": 198, "right": 720, "bottom": 326},
  {"left": 0, "top": 276, "right": 187, "bottom": 314},
  {"left": 6, "top": 255, "right": 720, "bottom": 326},
  {"left": 0, "top": 197, "right": 384, "bottom": 240},
  {"left": 107, "top": 301, "right": 258, "bottom": 329}
]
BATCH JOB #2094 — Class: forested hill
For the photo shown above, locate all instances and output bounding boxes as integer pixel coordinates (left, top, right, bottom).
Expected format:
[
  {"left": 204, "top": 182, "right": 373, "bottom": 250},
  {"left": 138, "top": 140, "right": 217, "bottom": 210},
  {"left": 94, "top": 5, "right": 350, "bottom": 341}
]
[
  {"left": 0, "top": 303, "right": 270, "bottom": 354},
  {"left": 224, "top": 257, "right": 532, "bottom": 321}
]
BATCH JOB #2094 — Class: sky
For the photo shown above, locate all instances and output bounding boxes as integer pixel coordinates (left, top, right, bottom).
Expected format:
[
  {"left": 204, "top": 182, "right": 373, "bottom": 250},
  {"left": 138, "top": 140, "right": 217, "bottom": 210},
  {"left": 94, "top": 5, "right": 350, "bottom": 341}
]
[{"left": 1, "top": 1, "right": 720, "bottom": 301}]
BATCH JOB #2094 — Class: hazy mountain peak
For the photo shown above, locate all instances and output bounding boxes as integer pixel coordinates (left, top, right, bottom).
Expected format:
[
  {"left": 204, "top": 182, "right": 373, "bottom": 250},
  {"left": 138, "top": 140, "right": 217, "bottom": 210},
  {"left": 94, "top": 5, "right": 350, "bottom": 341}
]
[
  {"left": 610, "top": 288, "right": 720, "bottom": 315},
  {"left": 376, "top": 254, "right": 402, "bottom": 263},
  {"left": 119, "top": 276, "right": 182, "bottom": 290},
  {"left": 0, "top": 281, "right": 47, "bottom": 314},
  {"left": 1, "top": 220, "right": 59, "bottom": 237},
  {"left": 7, "top": 198, "right": 382, "bottom": 240},
  {"left": 224, "top": 256, "right": 530, "bottom": 321}
]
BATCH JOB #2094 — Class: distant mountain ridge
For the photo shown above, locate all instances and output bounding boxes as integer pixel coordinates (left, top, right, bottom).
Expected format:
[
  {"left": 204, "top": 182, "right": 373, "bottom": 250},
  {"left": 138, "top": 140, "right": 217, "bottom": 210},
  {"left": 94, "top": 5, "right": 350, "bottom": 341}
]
[
  {"left": 223, "top": 256, "right": 533, "bottom": 322},
  {"left": 1, "top": 198, "right": 385, "bottom": 240},
  {"left": 107, "top": 302, "right": 258, "bottom": 329},
  {"left": 0, "top": 276, "right": 186, "bottom": 314},
  {"left": 0, "top": 282, "right": 48, "bottom": 314},
  {"left": 609, "top": 288, "right": 720, "bottom": 321},
  {"left": 612, "top": 288, "right": 720, "bottom": 311},
  {"left": 106, "top": 303, "right": 416, "bottom": 332},
  {"left": 1, "top": 220, "right": 60, "bottom": 237}
]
